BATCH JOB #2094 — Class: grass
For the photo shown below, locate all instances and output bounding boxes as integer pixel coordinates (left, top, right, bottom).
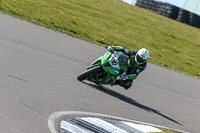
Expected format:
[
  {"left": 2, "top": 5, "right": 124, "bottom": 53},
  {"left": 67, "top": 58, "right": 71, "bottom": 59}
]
[
  {"left": 150, "top": 128, "right": 182, "bottom": 133},
  {"left": 157, "top": 128, "right": 179, "bottom": 133},
  {"left": 0, "top": 0, "right": 200, "bottom": 78}
]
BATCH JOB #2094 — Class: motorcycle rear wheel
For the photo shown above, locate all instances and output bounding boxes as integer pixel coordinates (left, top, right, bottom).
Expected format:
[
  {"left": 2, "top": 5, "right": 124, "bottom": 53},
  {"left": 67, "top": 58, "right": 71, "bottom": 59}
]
[{"left": 77, "top": 66, "right": 103, "bottom": 81}]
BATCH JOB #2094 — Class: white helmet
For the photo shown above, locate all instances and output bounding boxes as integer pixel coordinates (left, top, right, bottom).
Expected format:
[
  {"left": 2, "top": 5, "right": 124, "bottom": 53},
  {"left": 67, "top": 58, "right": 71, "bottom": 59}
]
[{"left": 135, "top": 48, "right": 149, "bottom": 64}]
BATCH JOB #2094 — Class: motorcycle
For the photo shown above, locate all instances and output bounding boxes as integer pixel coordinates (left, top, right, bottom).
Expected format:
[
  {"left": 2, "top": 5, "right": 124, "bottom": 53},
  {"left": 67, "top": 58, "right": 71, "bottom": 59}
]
[{"left": 77, "top": 47, "right": 129, "bottom": 85}]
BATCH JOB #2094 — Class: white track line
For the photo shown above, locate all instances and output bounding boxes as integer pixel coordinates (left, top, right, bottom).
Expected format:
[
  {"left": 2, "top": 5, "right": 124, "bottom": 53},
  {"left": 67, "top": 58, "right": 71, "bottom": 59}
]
[{"left": 48, "top": 111, "right": 188, "bottom": 133}]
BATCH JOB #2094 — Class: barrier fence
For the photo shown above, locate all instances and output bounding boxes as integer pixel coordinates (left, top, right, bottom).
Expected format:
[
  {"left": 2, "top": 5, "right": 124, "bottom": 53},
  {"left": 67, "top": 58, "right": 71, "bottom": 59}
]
[{"left": 135, "top": 0, "right": 200, "bottom": 28}]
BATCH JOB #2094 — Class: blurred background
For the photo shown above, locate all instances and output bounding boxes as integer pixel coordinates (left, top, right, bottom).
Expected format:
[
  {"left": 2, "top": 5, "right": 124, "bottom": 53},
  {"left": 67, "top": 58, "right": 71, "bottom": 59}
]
[{"left": 123, "top": 0, "right": 200, "bottom": 28}]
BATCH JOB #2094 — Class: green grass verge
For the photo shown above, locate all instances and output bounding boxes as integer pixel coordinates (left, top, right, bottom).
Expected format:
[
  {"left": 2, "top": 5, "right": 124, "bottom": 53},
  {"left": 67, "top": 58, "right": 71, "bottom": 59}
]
[
  {"left": 158, "top": 128, "right": 179, "bottom": 133},
  {"left": 0, "top": 0, "right": 200, "bottom": 78},
  {"left": 162, "top": 129, "right": 178, "bottom": 133}
]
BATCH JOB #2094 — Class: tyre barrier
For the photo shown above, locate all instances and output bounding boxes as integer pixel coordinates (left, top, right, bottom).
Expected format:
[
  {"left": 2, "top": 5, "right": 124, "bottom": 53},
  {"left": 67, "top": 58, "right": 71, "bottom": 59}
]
[
  {"left": 163, "top": 4, "right": 180, "bottom": 19},
  {"left": 135, "top": 0, "right": 200, "bottom": 29},
  {"left": 176, "top": 9, "right": 190, "bottom": 24},
  {"left": 135, "top": 0, "right": 145, "bottom": 8},
  {"left": 136, "top": 0, "right": 180, "bottom": 20},
  {"left": 189, "top": 13, "right": 200, "bottom": 28},
  {"left": 170, "top": 6, "right": 180, "bottom": 19}
]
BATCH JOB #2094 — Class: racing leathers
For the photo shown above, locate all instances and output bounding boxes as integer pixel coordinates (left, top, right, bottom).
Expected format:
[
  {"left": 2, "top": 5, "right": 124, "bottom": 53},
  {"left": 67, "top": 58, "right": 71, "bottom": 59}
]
[{"left": 107, "top": 46, "right": 147, "bottom": 90}]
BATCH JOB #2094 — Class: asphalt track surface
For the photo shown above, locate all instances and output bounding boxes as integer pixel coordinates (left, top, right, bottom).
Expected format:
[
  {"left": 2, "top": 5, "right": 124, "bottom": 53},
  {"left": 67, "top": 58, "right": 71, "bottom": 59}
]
[{"left": 0, "top": 13, "right": 199, "bottom": 133}]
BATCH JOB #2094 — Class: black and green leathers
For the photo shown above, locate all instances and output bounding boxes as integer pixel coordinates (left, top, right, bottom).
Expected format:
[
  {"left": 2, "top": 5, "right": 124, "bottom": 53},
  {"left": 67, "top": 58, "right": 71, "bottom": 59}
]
[{"left": 109, "top": 46, "right": 147, "bottom": 89}]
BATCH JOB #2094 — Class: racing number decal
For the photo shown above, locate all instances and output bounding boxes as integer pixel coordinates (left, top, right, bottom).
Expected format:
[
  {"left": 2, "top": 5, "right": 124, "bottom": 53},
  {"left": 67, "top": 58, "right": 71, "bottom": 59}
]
[
  {"left": 104, "top": 52, "right": 111, "bottom": 60},
  {"left": 111, "top": 58, "right": 118, "bottom": 65}
]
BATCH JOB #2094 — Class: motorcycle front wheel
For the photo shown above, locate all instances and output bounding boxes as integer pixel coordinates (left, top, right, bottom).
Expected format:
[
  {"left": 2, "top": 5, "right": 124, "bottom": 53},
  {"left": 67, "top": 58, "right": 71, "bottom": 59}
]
[{"left": 77, "top": 66, "right": 103, "bottom": 81}]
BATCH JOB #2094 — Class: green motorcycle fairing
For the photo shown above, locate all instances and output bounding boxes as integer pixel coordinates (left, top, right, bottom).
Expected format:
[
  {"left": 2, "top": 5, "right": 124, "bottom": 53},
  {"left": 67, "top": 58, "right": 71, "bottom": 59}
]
[{"left": 89, "top": 51, "right": 128, "bottom": 85}]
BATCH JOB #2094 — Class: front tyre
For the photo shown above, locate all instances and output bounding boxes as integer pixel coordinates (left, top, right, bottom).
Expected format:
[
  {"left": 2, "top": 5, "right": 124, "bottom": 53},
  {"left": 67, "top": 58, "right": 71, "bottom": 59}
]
[{"left": 77, "top": 66, "right": 103, "bottom": 81}]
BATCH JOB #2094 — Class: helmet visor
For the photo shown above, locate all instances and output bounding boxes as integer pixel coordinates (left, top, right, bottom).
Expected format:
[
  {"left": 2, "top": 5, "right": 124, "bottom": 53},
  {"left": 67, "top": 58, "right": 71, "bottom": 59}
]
[{"left": 136, "top": 54, "right": 146, "bottom": 64}]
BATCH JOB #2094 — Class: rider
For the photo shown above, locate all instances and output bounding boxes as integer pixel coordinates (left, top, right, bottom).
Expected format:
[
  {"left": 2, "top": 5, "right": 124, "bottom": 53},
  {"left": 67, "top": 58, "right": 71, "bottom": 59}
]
[{"left": 107, "top": 46, "right": 149, "bottom": 90}]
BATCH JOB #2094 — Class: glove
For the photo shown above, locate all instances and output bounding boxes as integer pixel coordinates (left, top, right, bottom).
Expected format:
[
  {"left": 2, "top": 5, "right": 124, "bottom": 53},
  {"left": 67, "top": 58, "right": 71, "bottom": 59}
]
[
  {"left": 120, "top": 73, "right": 129, "bottom": 80},
  {"left": 107, "top": 46, "right": 114, "bottom": 53}
]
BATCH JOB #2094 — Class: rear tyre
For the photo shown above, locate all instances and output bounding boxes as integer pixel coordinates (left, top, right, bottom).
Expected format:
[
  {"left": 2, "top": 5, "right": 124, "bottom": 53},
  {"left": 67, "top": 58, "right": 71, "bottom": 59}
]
[{"left": 77, "top": 66, "right": 103, "bottom": 81}]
